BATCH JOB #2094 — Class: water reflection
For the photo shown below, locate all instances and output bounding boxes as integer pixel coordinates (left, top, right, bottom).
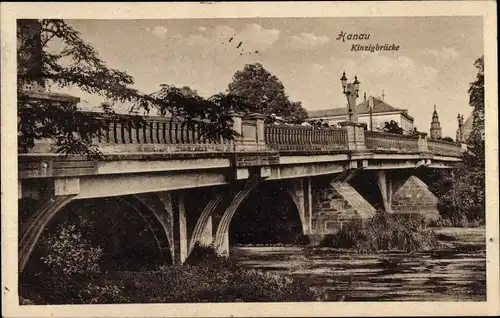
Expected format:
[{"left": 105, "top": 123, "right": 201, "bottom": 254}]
[{"left": 231, "top": 228, "right": 486, "bottom": 301}]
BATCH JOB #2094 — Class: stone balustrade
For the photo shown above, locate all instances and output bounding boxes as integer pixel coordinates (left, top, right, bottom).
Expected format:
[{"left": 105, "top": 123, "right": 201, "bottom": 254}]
[
  {"left": 427, "top": 139, "right": 463, "bottom": 157},
  {"left": 25, "top": 110, "right": 463, "bottom": 158},
  {"left": 364, "top": 131, "right": 420, "bottom": 153},
  {"left": 264, "top": 124, "right": 347, "bottom": 151}
]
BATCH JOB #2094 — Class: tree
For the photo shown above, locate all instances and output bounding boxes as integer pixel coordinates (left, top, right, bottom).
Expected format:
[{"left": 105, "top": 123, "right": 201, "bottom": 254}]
[
  {"left": 383, "top": 120, "right": 404, "bottom": 134},
  {"left": 17, "top": 19, "right": 237, "bottom": 159},
  {"left": 424, "top": 56, "right": 485, "bottom": 225},
  {"left": 458, "top": 55, "right": 485, "bottom": 221},
  {"left": 227, "top": 63, "right": 308, "bottom": 123},
  {"left": 441, "top": 136, "right": 455, "bottom": 142},
  {"left": 464, "top": 56, "right": 485, "bottom": 168}
]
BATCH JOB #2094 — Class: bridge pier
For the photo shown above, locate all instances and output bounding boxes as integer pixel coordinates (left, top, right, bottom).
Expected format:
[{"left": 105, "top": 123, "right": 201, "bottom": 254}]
[
  {"left": 390, "top": 175, "right": 440, "bottom": 220},
  {"left": 375, "top": 171, "right": 393, "bottom": 213},
  {"left": 173, "top": 192, "right": 188, "bottom": 264},
  {"left": 310, "top": 177, "right": 376, "bottom": 238},
  {"left": 286, "top": 177, "right": 313, "bottom": 235},
  {"left": 374, "top": 170, "right": 440, "bottom": 220}
]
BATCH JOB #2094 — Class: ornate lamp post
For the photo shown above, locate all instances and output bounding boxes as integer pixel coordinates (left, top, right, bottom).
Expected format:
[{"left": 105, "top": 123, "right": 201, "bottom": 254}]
[
  {"left": 340, "top": 71, "right": 360, "bottom": 122},
  {"left": 338, "top": 72, "right": 366, "bottom": 151}
]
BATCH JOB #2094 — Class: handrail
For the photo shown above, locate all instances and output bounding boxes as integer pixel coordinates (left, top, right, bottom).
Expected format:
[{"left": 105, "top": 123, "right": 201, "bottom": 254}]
[
  {"left": 364, "top": 131, "right": 419, "bottom": 152},
  {"left": 26, "top": 110, "right": 463, "bottom": 158},
  {"left": 264, "top": 124, "right": 348, "bottom": 151},
  {"left": 427, "top": 139, "right": 462, "bottom": 157}
]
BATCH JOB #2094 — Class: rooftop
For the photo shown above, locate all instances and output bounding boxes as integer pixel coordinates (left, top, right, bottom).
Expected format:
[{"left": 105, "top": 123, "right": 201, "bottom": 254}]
[{"left": 307, "top": 96, "right": 414, "bottom": 121}]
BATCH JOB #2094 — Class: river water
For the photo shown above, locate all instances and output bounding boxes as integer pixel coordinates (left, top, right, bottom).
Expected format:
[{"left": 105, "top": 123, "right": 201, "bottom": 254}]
[{"left": 232, "top": 228, "right": 486, "bottom": 301}]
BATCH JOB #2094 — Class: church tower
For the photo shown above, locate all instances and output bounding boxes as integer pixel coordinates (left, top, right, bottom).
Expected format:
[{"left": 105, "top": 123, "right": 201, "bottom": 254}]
[{"left": 430, "top": 105, "right": 442, "bottom": 140}]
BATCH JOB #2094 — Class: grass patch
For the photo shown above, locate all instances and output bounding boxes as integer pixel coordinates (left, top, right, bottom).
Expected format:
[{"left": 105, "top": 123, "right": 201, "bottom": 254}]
[{"left": 320, "top": 211, "right": 440, "bottom": 253}]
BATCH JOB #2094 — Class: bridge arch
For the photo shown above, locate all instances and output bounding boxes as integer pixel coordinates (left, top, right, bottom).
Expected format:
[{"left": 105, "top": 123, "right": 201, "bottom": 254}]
[
  {"left": 19, "top": 194, "right": 173, "bottom": 273},
  {"left": 19, "top": 195, "right": 76, "bottom": 273},
  {"left": 213, "top": 180, "right": 306, "bottom": 254},
  {"left": 117, "top": 195, "right": 173, "bottom": 265},
  {"left": 188, "top": 194, "right": 223, "bottom": 255}
]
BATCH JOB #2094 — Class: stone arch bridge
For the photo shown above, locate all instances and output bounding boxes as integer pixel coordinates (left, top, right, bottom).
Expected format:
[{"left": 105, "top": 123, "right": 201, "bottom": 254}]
[{"left": 18, "top": 105, "right": 464, "bottom": 272}]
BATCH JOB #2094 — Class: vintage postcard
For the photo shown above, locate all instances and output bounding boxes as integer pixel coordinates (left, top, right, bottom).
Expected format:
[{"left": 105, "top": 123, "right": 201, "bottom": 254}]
[{"left": 1, "top": 1, "right": 499, "bottom": 317}]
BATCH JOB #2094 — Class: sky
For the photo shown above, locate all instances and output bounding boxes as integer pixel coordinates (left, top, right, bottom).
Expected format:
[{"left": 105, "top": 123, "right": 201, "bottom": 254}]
[{"left": 57, "top": 17, "right": 483, "bottom": 138}]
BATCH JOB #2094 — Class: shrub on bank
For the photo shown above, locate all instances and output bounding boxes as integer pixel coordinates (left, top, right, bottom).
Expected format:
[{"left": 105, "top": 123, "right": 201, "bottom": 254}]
[
  {"left": 21, "top": 244, "right": 322, "bottom": 304},
  {"left": 321, "top": 211, "right": 440, "bottom": 253},
  {"left": 121, "top": 244, "right": 322, "bottom": 302},
  {"left": 40, "top": 222, "right": 104, "bottom": 276},
  {"left": 428, "top": 216, "right": 485, "bottom": 228}
]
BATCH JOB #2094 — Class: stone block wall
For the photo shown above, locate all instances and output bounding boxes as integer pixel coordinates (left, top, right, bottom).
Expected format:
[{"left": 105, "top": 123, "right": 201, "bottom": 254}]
[
  {"left": 311, "top": 182, "right": 375, "bottom": 234},
  {"left": 391, "top": 176, "right": 440, "bottom": 220}
]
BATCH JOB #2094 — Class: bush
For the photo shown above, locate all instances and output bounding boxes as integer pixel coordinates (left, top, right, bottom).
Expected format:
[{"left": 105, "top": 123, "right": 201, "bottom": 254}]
[
  {"left": 428, "top": 216, "right": 485, "bottom": 228},
  {"left": 78, "top": 282, "right": 126, "bottom": 304},
  {"left": 185, "top": 243, "right": 221, "bottom": 265},
  {"left": 22, "top": 244, "right": 322, "bottom": 304},
  {"left": 41, "top": 221, "right": 103, "bottom": 276},
  {"left": 321, "top": 211, "right": 439, "bottom": 253}
]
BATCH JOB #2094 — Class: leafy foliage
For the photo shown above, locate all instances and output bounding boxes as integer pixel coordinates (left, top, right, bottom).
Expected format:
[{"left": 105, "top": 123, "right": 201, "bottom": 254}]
[
  {"left": 383, "top": 120, "right": 404, "bottom": 134},
  {"left": 464, "top": 56, "right": 485, "bottom": 169},
  {"left": 17, "top": 19, "right": 238, "bottom": 159},
  {"left": 321, "top": 211, "right": 439, "bottom": 252},
  {"left": 419, "top": 56, "right": 485, "bottom": 226},
  {"left": 40, "top": 222, "right": 103, "bottom": 276},
  {"left": 227, "top": 63, "right": 308, "bottom": 123},
  {"left": 78, "top": 282, "right": 126, "bottom": 304},
  {"left": 440, "top": 136, "right": 455, "bottom": 142},
  {"left": 21, "top": 245, "right": 322, "bottom": 304}
]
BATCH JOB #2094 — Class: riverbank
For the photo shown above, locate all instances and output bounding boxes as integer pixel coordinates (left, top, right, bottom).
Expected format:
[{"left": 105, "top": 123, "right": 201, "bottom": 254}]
[
  {"left": 232, "top": 227, "right": 486, "bottom": 301},
  {"left": 234, "top": 227, "right": 486, "bottom": 250},
  {"left": 20, "top": 246, "right": 323, "bottom": 304},
  {"left": 20, "top": 227, "right": 485, "bottom": 304}
]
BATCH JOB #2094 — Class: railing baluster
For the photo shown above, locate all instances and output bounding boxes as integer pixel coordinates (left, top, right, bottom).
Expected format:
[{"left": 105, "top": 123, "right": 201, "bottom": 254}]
[
  {"left": 198, "top": 126, "right": 205, "bottom": 144},
  {"left": 148, "top": 121, "right": 153, "bottom": 143},
  {"left": 118, "top": 123, "right": 124, "bottom": 144},
  {"left": 134, "top": 121, "right": 139, "bottom": 144},
  {"left": 173, "top": 121, "right": 178, "bottom": 144},
  {"left": 154, "top": 122, "right": 159, "bottom": 143},
  {"left": 129, "top": 121, "right": 134, "bottom": 144},
  {"left": 110, "top": 122, "right": 117, "bottom": 143},
  {"left": 160, "top": 122, "right": 165, "bottom": 143},
  {"left": 185, "top": 124, "right": 190, "bottom": 144},
  {"left": 181, "top": 123, "right": 186, "bottom": 143}
]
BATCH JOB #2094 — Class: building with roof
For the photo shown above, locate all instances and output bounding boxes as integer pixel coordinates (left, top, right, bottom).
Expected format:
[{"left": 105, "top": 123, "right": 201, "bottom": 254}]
[
  {"left": 307, "top": 94, "right": 415, "bottom": 134},
  {"left": 456, "top": 113, "right": 474, "bottom": 142}
]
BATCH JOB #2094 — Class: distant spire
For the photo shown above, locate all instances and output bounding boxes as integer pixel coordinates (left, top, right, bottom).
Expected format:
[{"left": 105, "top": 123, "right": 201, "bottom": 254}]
[
  {"left": 381, "top": 90, "right": 385, "bottom": 101},
  {"left": 364, "top": 92, "right": 367, "bottom": 102},
  {"left": 430, "top": 104, "right": 442, "bottom": 139}
]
